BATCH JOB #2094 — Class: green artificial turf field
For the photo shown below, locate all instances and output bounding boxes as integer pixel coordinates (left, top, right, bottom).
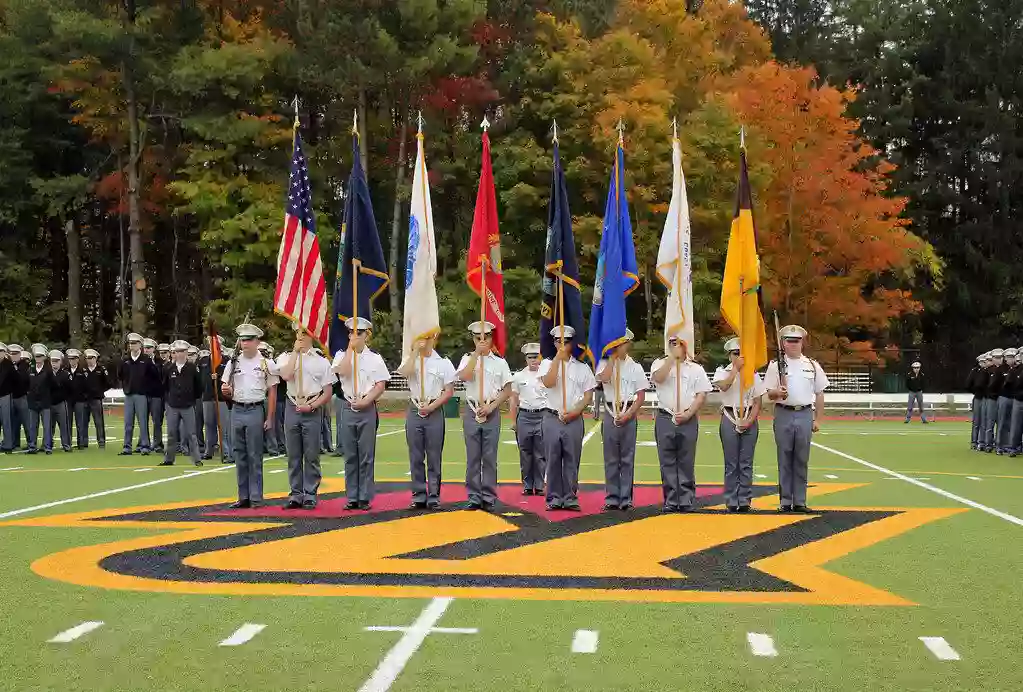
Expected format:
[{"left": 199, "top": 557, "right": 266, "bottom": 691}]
[{"left": 0, "top": 413, "right": 1021, "bottom": 692}]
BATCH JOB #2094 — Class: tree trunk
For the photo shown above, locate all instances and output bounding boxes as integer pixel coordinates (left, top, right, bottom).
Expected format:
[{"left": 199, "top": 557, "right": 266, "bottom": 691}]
[
  {"left": 172, "top": 217, "right": 180, "bottom": 337},
  {"left": 123, "top": 0, "right": 146, "bottom": 334},
  {"left": 357, "top": 86, "right": 368, "bottom": 175},
  {"left": 67, "top": 217, "right": 82, "bottom": 347},
  {"left": 388, "top": 114, "right": 408, "bottom": 326}
]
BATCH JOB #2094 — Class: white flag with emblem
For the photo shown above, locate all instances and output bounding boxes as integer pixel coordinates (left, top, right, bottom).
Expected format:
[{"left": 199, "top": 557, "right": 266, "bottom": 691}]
[
  {"left": 655, "top": 133, "right": 695, "bottom": 354},
  {"left": 400, "top": 125, "right": 441, "bottom": 368}
]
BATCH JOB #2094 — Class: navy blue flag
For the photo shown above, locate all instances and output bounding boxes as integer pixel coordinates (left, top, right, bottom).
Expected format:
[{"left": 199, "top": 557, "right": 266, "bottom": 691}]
[
  {"left": 540, "top": 142, "right": 590, "bottom": 363},
  {"left": 588, "top": 143, "right": 639, "bottom": 362},
  {"left": 329, "top": 134, "right": 390, "bottom": 355}
]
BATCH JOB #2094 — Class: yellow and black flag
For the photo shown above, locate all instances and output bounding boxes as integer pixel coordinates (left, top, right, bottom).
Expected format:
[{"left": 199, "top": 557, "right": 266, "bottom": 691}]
[{"left": 720, "top": 148, "right": 768, "bottom": 394}]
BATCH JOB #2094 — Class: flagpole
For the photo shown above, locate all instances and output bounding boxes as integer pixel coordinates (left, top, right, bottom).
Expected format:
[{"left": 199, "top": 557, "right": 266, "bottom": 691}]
[
  {"left": 479, "top": 257, "right": 486, "bottom": 411},
  {"left": 738, "top": 275, "right": 745, "bottom": 423},
  {"left": 558, "top": 273, "right": 566, "bottom": 415},
  {"left": 417, "top": 112, "right": 428, "bottom": 408},
  {"left": 351, "top": 109, "right": 361, "bottom": 400},
  {"left": 293, "top": 96, "right": 306, "bottom": 399}
]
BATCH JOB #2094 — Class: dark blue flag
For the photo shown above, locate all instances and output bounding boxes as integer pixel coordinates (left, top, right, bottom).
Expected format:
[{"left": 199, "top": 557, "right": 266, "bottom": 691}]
[
  {"left": 540, "top": 142, "right": 590, "bottom": 363},
  {"left": 588, "top": 143, "right": 639, "bottom": 362},
  {"left": 330, "top": 134, "right": 390, "bottom": 355}
]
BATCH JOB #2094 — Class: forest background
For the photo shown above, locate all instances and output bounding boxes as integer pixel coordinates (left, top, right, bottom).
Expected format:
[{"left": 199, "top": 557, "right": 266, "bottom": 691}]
[{"left": 1, "top": 0, "right": 1013, "bottom": 388}]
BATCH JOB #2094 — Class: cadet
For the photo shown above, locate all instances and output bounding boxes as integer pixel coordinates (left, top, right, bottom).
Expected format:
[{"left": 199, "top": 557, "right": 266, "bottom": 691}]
[
  {"left": 49, "top": 350, "right": 72, "bottom": 452},
  {"left": 1006, "top": 352, "right": 1023, "bottom": 457},
  {"left": 905, "top": 360, "right": 929, "bottom": 424},
  {"left": 651, "top": 335, "right": 713, "bottom": 512},
  {"left": 216, "top": 347, "right": 235, "bottom": 464},
  {"left": 995, "top": 348, "right": 1017, "bottom": 454},
  {"left": 595, "top": 330, "right": 646, "bottom": 511},
  {"left": 159, "top": 340, "right": 203, "bottom": 467},
  {"left": 67, "top": 349, "right": 89, "bottom": 448},
  {"left": 141, "top": 339, "right": 165, "bottom": 453},
  {"left": 764, "top": 324, "right": 830, "bottom": 512},
  {"left": 258, "top": 342, "right": 282, "bottom": 455},
  {"left": 83, "top": 348, "right": 108, "bottom": 448},
  {"left": 118, "top": 334, "right": 155, "bottom": 455},
  {"left": 540, "top": 325, "right": 596, "bottom": 511},
  {"left": 277, "top": 328, "right": 334, "bottom": 509},
  {"left": 333, "top": 317, "right": 390, "bottom": 510},
  {"left": 981, "top": 348, "right": 1005, "bottom": 453},
  {"left": 509, "top": 342, "right": 548, "bottom": 496},
  {"left": 8, "top": 345, "right": 30, "bottom": 450},
  {"left": 457, "top": 321, "right": 513, "bottom": 511},
  {"left": 713, "top": 337, "right": 766, "bottom": 512},
  {"left": 397, "top": 333, "right": 456, "bottom": 510},
  {"left": 0, "top": 343, "right": 13, "bottom": 453},
  {"left": 26, "top": 344, "right": 56, "bottom": 454},
  {"left": 965, "top": 353, "right": 985, "bottom": 450},
  {"left": 198, "top": 349, "right": 217, "bottom": 460},
  {"left": 221, "top": 323, "right": 279, "bottom": 508}
]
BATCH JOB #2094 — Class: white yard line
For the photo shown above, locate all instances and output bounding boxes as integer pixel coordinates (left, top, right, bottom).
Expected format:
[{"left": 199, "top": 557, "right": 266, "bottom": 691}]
[
  {"left": 571, "top": 629, "right": 599, "bottom": 653},
  {"left": 0, "top": 467, "right": 24, "bottom": 472},
  {"left": 377, "top": 429, "right": 405, "bottom": 439},
  {"left": 919, "top": 636, "right": 960, "bottom": 661},
  {"left": 746, "top": 632, "right": 778, "bottom": 657},
  {"left": 219, "top": 623, "right": 266, "bottom": 647},
  {"left": 812, "top": 442, "right": 1023, "bottom": 527},
  {"left": 48, "top": 621, "right": 104, "bottom": 643},
  {"left": 582, "top": 421, "right": 601, "bottom": 446},
  {"left": 359, "top": 597, "right": 470, "bottom": 692}
]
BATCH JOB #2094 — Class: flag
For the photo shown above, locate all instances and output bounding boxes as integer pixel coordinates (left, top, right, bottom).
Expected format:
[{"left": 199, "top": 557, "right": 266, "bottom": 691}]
[
  {"left": 207, "top": 319, "right": 223, "bottom": 372},
  {"left": 465, "top": 129, "right": 506, "bottom": 355},
  {"left": 273, "top": 129, "right": 329, "bottom": 348},
  {"left": 588, "top": 142, "right": 639, "bottom": 361},
  {"left": 400, "top": 127, "right": 440, "bottom": 368},
  {"left": 540, "top": 141, "right": 589, "bottom": 362},
  {"left": 656, "top": 133, "right": 695, "bottom": 354},
  {"left": 720, "top": 148, "right": 769, "bottom": 391},
  {"left": 329, "top": 133, "right": 390, "bottom": 355}
]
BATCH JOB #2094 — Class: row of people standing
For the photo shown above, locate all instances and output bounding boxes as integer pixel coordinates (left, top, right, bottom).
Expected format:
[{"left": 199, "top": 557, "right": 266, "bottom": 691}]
[
  {"left": 0, "top": 343, "right": 109, "bottom": 454},
  {"left": 966, "top": 347, "right": 1023, "bottom": 456}
]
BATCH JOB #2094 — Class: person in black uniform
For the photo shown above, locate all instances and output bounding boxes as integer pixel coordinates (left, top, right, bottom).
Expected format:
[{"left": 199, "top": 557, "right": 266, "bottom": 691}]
[
  {"left": 159, "top": 340, "right": 203, "bottom": 467},
  {"left": 66, "top": 349, "right": 89, "bottom": 448},
  {"left": 26, "top": 344, "right": 57, "bottom": 454},
  {"left": 198, "top": 350, "right": 216, "bottom": 460},
  {"left": 979, "top": 350, "right": 1003, "bottom": 453},
  {"left": 48, "top": 350, "right": 73, "bottom": 452},
  {"left": 0, "top": 343, "right": 13, "bottom": 453},
  {"left": 965, "top": 353, "right": 985, "bottom": 450},
  {"left": 82, "top": 348, "right": 108, "bottom": 448},
  {"left": 8, "top": 345, "right": 30, "bottom": 449},
  {"left": 118, "top": 333, "right": 158, "bottom": 455}
]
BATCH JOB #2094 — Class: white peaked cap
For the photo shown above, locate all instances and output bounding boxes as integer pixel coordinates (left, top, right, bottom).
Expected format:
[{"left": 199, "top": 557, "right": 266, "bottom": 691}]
[
  {"left": 345, "top": 317, "right": 373, "bottom": 331},
  {"left": 468, "top": 321, "right": 496, "bottom": 335},
  {"left": 549, "top": 325, "right": 575, "bottom": 339}
]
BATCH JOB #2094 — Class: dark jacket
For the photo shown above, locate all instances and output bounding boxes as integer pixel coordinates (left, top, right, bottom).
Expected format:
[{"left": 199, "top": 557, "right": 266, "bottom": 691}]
[
  {"left": 981, "top": 367, "right": 1001, "bottom": 398},
  {"left": 0, "top": 358, "right": 13, "bottom": 397},
  {"left": 1007, "top": 365, "right": 1023, "bottom": 401},
  {"left": 965, "top": 366, "right": 981, "bottom": 396},
  {"left": 68, "top": 367, "right": 89, "bottom": 403},
  {"left": 84, "top": 365, "right": 110, "bottom": 400},
  {"left": 906, "top": 370, "right": 925, "bottom": 392},
  {"left": 198, "top": 357, "right": 216, "bottom": 401},
  {"left": 51, "top": 368, "right": 71, "bottom": 405},
  {"left": 12, "top": 359, "right": 29, "bottom": 398},
  {"left": 991, "top": 364, "right": 1011, "bottom": 398},
  {"left": 163, "top": 361, "right": 202, "bottom": 409},
  {"left": 148, "top": 358, "right": 167, "bottom": 398},
  {"left": 27, "top": 363, "right": 57, "bottom": 411},
  {"left": 118, "top": 353, "right": 159, "bottom": 396}
]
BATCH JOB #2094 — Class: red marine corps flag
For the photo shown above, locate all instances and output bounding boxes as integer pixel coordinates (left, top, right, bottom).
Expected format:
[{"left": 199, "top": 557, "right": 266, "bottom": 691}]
[
  {"left": 273, "top": 111, "right": 329, "bottom": 348},
  {"left": 465, "top": 117, "right": 506, "bottom": 355}
]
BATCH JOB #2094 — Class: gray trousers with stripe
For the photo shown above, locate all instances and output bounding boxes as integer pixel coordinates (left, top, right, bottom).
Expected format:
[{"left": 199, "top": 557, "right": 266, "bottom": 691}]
[
  {"left": 543, "top": 413, "right": 584, "bottom": 507},
  {"left": 408, "top": 405, "right": 445, "bottom": 504},
  {"left": 971, "top": 397, "right": 982, "bottom": 446},
  {"left": 720, "top": 415, "right": 758, "bottom": 508},
  {"left": 515, "top": 410, "right": 545, "bottom": 492},
  {"left": 232, "top": 404, "right": 265, "bottom": 502},
  {"left": 0, "top": 394, "right": 11, "bottom": 451},
  {"left": 773, "top": 406, "right": 813, "bottom": 507},
  {"left": 997, "top": 396, "right": 1014, "bottom": 451},
  {"left": 463, "top": 406, "right": 500, "bottom": 505},
  {"left": 165, "top": 405, "right": 200, "bottom": 465},
  {"left": 654, "top": 411, "right": 699, "bottom": 509},
  {"left": 285, "top": 400, "right": 323, "bottom": 503},
  {"left": 123, "top": 394, "right": 150, "bottom": 451},
  {"left": 341, "top": 400, "right": 378, "bottom": 503},
  {"left": 50, "top": 402, "right": 71, "bottom": 450},
  {"left": 601, "top": 412, "right": 637, "bottom": 508}
]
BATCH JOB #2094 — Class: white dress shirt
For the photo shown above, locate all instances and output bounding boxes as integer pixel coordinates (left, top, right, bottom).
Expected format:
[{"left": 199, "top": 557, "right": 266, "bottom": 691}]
[
  {"left": 457, "top": 352, "right": 513, "bottom": 405},
  {"left": 332, "top": 348, "right": 390, "bottom": 403},
  {"left": 277, "top": 349, "right": 334, "bottom": 402},
  {"left": 407, "top": 351, "right": 457, "bottom": 405},
  {"left": 221, "top": 354, "right": 280, "bottom": 404},
  {"left": 512, "top": 363, "right": 550, "bottom": 411},
  {"left": 539, "top": 358, "right": 597, "bottom": 415},
  {"left": 763, "top": 356, "right": 830, "bottom": 407},
  {"left": 596, "top": 357, "right": 647, "bottom": 413},
  {"left": 713, "top": 364, "right": 767, "bottom": 412},
  {"left": 650, "top": 358, "right": 712, "bottom": 414}
]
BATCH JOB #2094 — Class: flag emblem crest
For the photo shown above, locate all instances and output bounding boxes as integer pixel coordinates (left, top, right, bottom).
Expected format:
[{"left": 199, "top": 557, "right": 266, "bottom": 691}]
[{"left": 405, "top": 217, "right": 420, "bottom": 290}]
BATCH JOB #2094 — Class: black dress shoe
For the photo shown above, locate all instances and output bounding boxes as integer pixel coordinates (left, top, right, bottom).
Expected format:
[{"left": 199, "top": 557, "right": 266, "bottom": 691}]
[
  {"left": 228, "top": 500, "right": 251, "bottom": 509},
  {"left": 727, "top": 506, "right": 739, "bottom": 513},
  {"left": 619, "top": 504, "right": 633, "bottom": 511},
  {"left": 118, "top": 449, "right": 132, "bottom": 456},
  {"left": 521, "top": 488, "right": 532, "bottom": 496},
  {"left": 737, "top": 505, "right": 752, "bottom": 513},
  {"left": 603, "top": 503, "right": 617, "bottom": 511},
  {"left": 563, "top": 503, "right": 581, "bottom": 512},
  {"left": 466, "top": 501, "right": 482, "bottom": 510},
  {"left": 221, "top": 458, "right": 233, "bottom": 464},
  {"left": 250, "top": 501, "right": 263, "bottom": 509},
  {"left": 546, "top": 503, "right": 563, "bottom": 511},
  {"left": 140, "top": 450, "right": 150, "bottom": 456},
  {"left": 480, "top": 502, "right": 495, "bottom": 512},
  {"left": 302, "top": 501, "right": 317, "bottom": 510},
  {"left": 344, "top": 500, "right": 359, "bottom": 510},
  {"left": 427, "top": 501, "right": 440, "bottom": 510},
  {"left": 357, "top": 501, "right": 370, "bottom": 511},
  {"left": 678, "top": 505, "right": 693, "bottom": 513},
  {"left": 409, "top": 501, "right": 428, "bottom": 510},
  {"left": 194, "top": 460, "right": 203, "bottom": 467},
  {"left": 779, "top": 504, "right": 793, "bottom": 512},
  {"left": 793, "top": 505, "right": 811, "bottom": 513},
  {"left": 157, "top": 460, "right": 174, "bottom": 466},
  {"left": 44, "top": 450, "right": 52, "bottom": 455},
  {"left": 662, "top": 505, "right": 677, "bottom": 513},
  {"left": 26, "top": 449, "right": 37, "bottom": 455},
  {"left": 283, "top": 500, "right": 303, "bottom": 510}
]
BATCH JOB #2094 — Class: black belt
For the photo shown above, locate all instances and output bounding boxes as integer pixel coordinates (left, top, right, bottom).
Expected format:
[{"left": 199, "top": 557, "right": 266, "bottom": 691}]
[
  {"left": 776, "top": 403, "right": 810, "bottom": 411},
  {"left": 518, "top": 407, "right": 547, "bottom": 414},
  {"left": 234, "top": 401, "right": 263, "bottom": 409}
]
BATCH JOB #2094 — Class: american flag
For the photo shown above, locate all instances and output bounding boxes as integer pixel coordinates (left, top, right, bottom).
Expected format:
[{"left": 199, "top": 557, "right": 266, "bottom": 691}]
[{"left": 273, "top": 131, "right": 328, "bottom": 347}]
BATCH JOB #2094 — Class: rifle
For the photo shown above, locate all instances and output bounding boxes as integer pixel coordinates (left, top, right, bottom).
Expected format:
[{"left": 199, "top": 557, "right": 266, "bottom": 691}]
[{"left": 773, "top": 310, "right": 787, "bottom": 382}]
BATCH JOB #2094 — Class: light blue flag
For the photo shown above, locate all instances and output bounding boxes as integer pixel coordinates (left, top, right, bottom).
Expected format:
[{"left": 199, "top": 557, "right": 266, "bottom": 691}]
[{"left": 588, "top": 144, "right": 639, "bottom": 361}]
